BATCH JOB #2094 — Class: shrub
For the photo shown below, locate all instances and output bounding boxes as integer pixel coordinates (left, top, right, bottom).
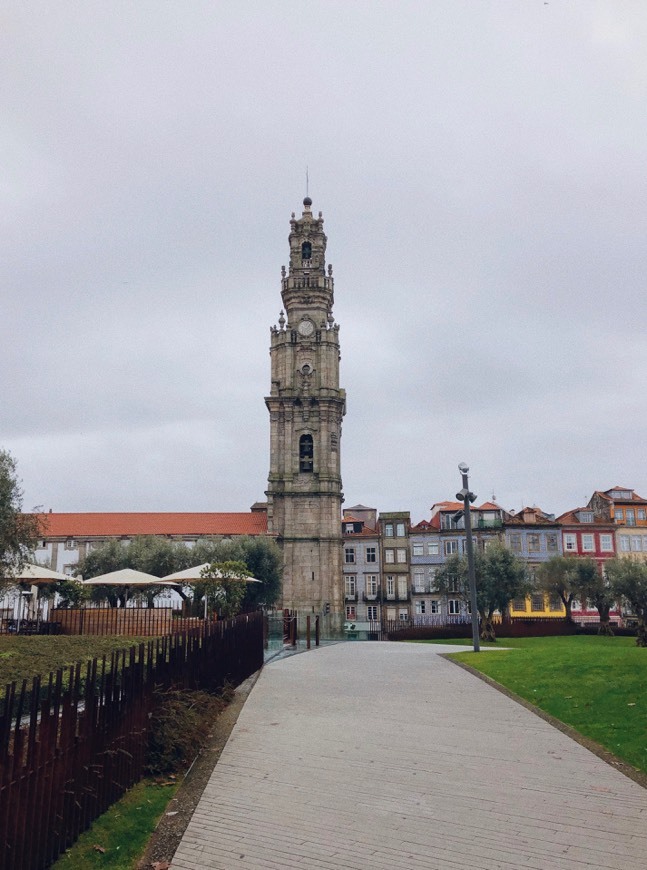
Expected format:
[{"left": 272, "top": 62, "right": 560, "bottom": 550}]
[{"left": 146, "top": 685, "right": 226, "bottom": 775}]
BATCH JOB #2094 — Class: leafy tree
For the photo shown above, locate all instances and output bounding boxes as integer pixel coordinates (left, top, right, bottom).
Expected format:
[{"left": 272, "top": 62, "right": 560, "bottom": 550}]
[
  {"left": 78, "top": 537, "right": 191, "bottom": 607},
  {"left": 77, "top": 534, "right": 282, "bottom": 611},
  {"left": 571, "top": 558, "right": 615, "bottom": 636},
  {"left": 51, "top": 578, "right": 89, "bottom": 609},
  {"left": 198, "top": 561, "right": 250, "bottom": 619},
  {"left": 606, "top": 558, "right": 647, "bottom": 647},
  {"left": 190, "top": 536, "right": 282, "bottom": 609},
  {"left": 537, "top": 556, "right": 579, "bottom": 622},
  {"left": 434, "top": 543, "right": 530, "bottom": 641},
  {"left": 0, "top": 449, "right": 40, "bottom": 587}
]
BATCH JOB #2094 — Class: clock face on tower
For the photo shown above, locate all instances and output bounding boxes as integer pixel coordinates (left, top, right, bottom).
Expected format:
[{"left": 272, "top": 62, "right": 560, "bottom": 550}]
[{"left": 297, "top": 318, "right": 315, "bottom": 337}]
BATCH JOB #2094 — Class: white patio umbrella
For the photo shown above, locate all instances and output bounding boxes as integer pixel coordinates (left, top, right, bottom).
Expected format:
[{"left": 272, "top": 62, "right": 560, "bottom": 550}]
[
  {"left": 162, "top": 564, "right": 260, "bottom": 619},
  {"left": 0, "top": 564, "right": 71, "bottom": 630},
  {"left": 6, "top": 563, "right": 70, "bottom": 583},
  {"left": 161, "top": 564, "right": 260, "bottom": 583},
  {"left": 81, "top": 568, "right": 178, "bottom": 586}
]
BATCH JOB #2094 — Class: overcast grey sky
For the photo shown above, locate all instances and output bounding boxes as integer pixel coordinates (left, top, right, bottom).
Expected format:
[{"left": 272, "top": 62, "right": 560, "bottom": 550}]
[{"left": 2, "top": 1, "right": 646, "bottom": 525}]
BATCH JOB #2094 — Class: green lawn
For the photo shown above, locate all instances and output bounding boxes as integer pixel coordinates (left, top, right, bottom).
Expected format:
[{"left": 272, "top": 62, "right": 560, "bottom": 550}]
[
  {"left": 0, "top": 635, "right": 153, "bottom": 690},
  {"left": 52, "top": 778, "right": 177, "bottom": 869},
  {"left": 444, "top": 636, "right": 647, "bottom": 774}
]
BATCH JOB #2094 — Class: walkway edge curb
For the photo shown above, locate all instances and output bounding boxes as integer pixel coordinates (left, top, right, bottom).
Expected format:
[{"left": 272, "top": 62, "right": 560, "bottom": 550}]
[{"left": 445, "top": 653, "right": 647, "bottom": 791}]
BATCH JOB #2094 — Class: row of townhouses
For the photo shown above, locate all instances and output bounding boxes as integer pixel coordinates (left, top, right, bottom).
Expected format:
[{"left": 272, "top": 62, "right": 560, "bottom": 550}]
[
  {"left": 342, "top": 485, "right": 646, "bottom": 629},
  {"left": 18, "top": 486, "right": 647, "bottom": 630}
]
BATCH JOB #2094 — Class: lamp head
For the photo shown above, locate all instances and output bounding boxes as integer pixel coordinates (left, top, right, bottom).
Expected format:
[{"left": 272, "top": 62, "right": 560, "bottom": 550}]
[{"left": 458, "top": 462, "right": 469, "bottom": 474}]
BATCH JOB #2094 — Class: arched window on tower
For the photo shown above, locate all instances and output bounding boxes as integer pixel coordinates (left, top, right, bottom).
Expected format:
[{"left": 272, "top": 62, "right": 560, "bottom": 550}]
[
  {"left": 299, "top": 434, "right": 314, "bottom": 472},
  {"left": 301, "top": 241, "right": 312, "bottom": 263}
]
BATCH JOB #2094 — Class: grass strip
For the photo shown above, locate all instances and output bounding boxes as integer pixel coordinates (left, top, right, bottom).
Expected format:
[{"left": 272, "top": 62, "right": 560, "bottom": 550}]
[
  {"left": 52, "top": 778, "right": 178, "bottom": 869},
  {"left": 0, "top": 635, "right": 154, "bottom": 689},
  {"left": 444, "top": 636, "right": 647, "bottom": 775}
]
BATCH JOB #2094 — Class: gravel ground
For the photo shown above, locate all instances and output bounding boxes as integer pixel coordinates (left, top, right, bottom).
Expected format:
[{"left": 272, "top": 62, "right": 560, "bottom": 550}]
[{"left": 137, "top": 672, "right": 259, "bottom": 870}]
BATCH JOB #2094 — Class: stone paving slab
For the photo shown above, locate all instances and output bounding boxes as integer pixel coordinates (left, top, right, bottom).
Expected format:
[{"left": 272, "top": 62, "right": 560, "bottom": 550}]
[{"left": 172, "top": 642, "right": 647, "bottom": 869}]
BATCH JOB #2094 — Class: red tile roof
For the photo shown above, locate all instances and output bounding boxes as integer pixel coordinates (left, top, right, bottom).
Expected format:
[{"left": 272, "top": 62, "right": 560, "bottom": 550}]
[
  {"left": 37, "top": 512, "right": 268, "bottom": 538},
  {"left": 556, "top": 509, "right": 613, "bottom": 527}
]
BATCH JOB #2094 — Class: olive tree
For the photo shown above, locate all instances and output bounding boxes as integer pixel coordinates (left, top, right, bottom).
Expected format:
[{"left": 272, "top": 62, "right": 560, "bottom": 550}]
[
  {"left": 571, "top": 558, "right": 615, "bottom": 636},
  {"left": 0, "top": 449, "right": 40, "bottom": 587},
  {"left": 606, "top": 558, "right": 647, "bottom": 647},
  {"left": 435, "top": 543, "right": 530, "bottom": 641},
  {"left": 537, "top": 556, "right": 579, "bottom": 622},
  {"left": 77, "top": 534, "right": 282, "bottom": 611}
]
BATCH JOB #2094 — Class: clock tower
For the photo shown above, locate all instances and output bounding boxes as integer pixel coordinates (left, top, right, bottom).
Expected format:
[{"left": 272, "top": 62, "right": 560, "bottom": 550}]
[{"left": 265, "top": 198, "right": 345, "bottom": 622}]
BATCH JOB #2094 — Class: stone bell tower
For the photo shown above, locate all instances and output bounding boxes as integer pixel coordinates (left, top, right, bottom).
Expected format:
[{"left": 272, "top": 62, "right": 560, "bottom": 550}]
[{"left": 265, "top": 198, "right": 345, "bottom": 621}]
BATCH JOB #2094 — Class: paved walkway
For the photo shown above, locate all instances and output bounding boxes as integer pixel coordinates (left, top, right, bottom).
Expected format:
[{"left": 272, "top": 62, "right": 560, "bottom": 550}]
[{"left": 172, "top": 642, "right": 647, "bottom": 870}]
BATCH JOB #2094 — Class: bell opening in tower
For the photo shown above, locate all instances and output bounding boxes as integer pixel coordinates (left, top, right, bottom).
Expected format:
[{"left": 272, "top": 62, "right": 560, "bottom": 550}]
[
  {"left": 299, "top": 434, "right": 314, "bottom": 473},
  {"left": 301, "top": 241, "right": 312, "bottom": 263}
]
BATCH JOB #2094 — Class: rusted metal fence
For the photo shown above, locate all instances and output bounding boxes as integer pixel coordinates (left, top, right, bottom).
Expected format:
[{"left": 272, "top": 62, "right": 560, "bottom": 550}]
[
  {"left": 49, "top": 607, "right": 201, "bottom": 636},
  {"left": 0, "top": 611, "right": 263, "bottom": 870}
]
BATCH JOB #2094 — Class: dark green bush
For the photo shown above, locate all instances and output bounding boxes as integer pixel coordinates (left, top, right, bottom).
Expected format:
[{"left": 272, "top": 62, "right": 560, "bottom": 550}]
[{"left": 146, "top": 685, "right": 226, "bottom": 775}]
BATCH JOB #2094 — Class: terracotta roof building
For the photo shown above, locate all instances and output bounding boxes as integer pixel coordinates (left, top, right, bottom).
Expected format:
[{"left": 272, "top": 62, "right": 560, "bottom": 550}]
[{"left": 32, "top": 508, "right": 269, "bottom": 577}]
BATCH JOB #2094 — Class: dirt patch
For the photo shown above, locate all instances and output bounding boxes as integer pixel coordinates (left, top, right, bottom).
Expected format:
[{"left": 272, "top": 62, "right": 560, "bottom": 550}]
[{"left": 137, "top": 671, "right": 260, "bottom": 869}]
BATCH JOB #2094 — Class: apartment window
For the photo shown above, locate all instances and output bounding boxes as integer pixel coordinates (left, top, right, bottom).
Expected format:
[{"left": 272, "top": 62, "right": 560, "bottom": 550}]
[
  {"left": 615, "top": 509, "right": 624, "bottom": 522},
  {"left": 386, "top": 576, "right": 395, "bottom": 596},
  {"left": 600, "top": 534, "right": 613, "bottom": 552},
  {"left": 37, "top": 540, "right": 47, "bottom": 550},
  {"left": 581, "top": 534, "right": 595, "bottom": 552},
  {"left": 396, "top": 548, "right": 407, "bottom": 564},
  {"left": 366, "top": 546, "right": 376, "bottom": 563},
  {"left": 512, "top": 598, "right": 526, "bottom": 611},
  {"left": 448, "top": 599, "right": 461, "bottom": 615},
  {"left": 415, "top": 600, "right": 426, "bottom": 615},
  {"left": 620, "top": 535, "right": 631, "bottom": 552},
  {"left": 366, "top": 575, "right": 378, "bottom": 595},
  {"left": 429, "top": 599, "right": 440, "bottom": 614},
  {"left": 428, "top": 541, "right": 439, "bottom": 556},
  {"left": 564, "top": 534, "right": 577, "bottom": 552},
  {"left": 396, "top": 522, "right": 406, "bottom": 537},
  {"left": 444, "top": 540, "right": 458, "bottom": 556},
  {"left": 385, "top": 549, "right": 395, "bottom": 564},
  {"left": 412, "top": 543, "right": 423, "bottom": 557},
  {"left": 397, "top": 577, "right": 408, "bottom": 598},
  {"left": 384, "top": 523, "right": 394, "bottom": 537},
  {"left": 344, "top": 523, "right": 354, "bottom": 534},
  {"left": 367, "top": 605, "right": 378, "bottom": 621},
  {"left": 413, "top": 572, "right": 425, "bottom": 592},
  {"left": 546, "top": 533, "right": 558, "bottom": 552},
  {"left": 64, "top": 539, "right": 76, "bottom": 550},
  {"left": 345, "top": 577, "right": 356, "bottom": 597},
  {"left": 344, "top": 548, "right": 355, "bottom": 564},
  {"left": 630, "top": 536, "right": 642, "bottom": 552},
  {"left": 638, "top": 509, "right": 646, "bottom": 521},
  {"left": 399, "top": 609, "right": 409, "bottom": 621},
  {"left": 579, "top": 511, "right": 594, "bottom": 523},
  {"left": 448, "top": 576, "right": 460, "bottom": 593},
  {"left": 346, "top": 605, "right": 356, "bottom": 620},
  {"left": 64, "top": 565, "right": 74, "bottom": 576},
  {"left": 509, "top": 534, "right": 522, "bottom": 552},
  {"left": 386, "top": 607, "right": 396, "bottom": 620},
  {"left": 643, "top": 535, "right": 647, "bottom": 551},
  {"left": 549, "top": 594, "right": 562, "bottom": 612},
  {"left": 531, "top": 593, "right": 545, "bottom": 612},
  {"left": 527, "top": 534, "right": 541, "bottom": 553},
  {"left": 626, "top": 509, "right": 636, "bottom": 526}
]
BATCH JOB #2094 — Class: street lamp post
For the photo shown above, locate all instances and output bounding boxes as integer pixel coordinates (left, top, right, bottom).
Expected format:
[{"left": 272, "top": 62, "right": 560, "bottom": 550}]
[{"left": 457, "top": 462, "right": 480, "bottom": 653}]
